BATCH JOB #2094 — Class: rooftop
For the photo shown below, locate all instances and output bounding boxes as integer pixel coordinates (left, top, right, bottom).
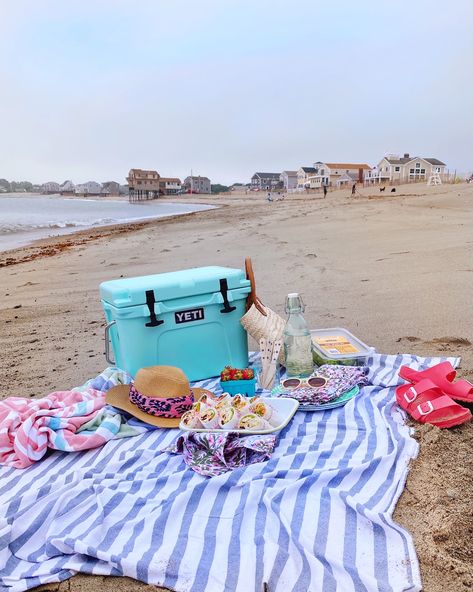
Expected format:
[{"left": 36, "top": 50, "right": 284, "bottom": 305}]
[
  {"left": 253, "top": 172, "right": 280, "bottom": 179},
  {"left": 384, "top": 155, "right": 446, "bottom": 166},
  {"left": 128, "top": 169, "right": 159, "bottom": 177},
  {"left": 325, "top": 163, "right": 372, "bottom": 170},
  {"left": 424, "top": 158, "right": 446, "bottom": 166}
]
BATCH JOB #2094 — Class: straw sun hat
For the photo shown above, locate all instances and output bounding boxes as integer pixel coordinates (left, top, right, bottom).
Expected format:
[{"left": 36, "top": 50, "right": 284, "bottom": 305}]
[{"left": 106, "top": 366, "right": 213, "bottom": 428}]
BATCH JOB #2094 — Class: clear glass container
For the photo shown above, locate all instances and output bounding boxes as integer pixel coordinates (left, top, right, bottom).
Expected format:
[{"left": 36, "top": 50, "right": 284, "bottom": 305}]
[{"left": 283, "top": 293, "right": 314, "bottom": 377}]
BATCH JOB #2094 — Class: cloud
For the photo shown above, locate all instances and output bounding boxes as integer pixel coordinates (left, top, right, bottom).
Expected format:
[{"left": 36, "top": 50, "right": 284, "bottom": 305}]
[{"left": 1, "top": 0, "right": 472, "bottom": 183}]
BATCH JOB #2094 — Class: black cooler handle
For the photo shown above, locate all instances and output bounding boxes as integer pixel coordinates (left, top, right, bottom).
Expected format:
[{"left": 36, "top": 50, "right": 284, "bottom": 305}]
[
  {"left": 145, "top": 290, "right": 164, "bottom": 327},
  {"left": 219, "top": 278, "right": 236, "bottom": 314}
]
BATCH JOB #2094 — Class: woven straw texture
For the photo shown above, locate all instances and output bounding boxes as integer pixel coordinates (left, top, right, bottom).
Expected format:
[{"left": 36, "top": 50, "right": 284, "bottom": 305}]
[{"left": 241, "top": 303, "right": 286, "bottom": 363}]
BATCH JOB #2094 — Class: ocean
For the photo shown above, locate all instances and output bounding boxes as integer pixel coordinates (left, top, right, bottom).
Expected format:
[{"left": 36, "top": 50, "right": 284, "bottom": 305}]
[{"left": 0, "top": 194, "right": 214, "bottom": 252}]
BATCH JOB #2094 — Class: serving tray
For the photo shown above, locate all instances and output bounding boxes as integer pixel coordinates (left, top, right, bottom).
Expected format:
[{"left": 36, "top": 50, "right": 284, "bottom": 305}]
[{"left": 179, "top": 397, "right": 299, "bottom": 435}]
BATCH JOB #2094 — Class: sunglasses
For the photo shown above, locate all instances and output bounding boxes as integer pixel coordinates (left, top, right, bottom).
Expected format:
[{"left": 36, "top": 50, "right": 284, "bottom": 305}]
[{"left": 281, "top": 375, "right": 328, "bottom": 390}]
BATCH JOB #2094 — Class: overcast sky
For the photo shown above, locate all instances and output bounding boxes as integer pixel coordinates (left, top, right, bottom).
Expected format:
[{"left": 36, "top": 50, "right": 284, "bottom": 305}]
[{"left": 1, "top": 0, "right": 472, "bottom": 185}]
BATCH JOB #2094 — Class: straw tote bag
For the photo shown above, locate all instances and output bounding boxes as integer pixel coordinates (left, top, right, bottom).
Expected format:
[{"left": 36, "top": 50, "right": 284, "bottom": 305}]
[{"left": 240, "top": 257, "right": 286, "bottom": 363}]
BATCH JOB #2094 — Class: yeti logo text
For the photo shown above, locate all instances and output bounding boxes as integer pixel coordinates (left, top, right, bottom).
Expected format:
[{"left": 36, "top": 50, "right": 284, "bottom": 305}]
[{"left": 175, "top": 308, "right": 205, "bottom": 324}]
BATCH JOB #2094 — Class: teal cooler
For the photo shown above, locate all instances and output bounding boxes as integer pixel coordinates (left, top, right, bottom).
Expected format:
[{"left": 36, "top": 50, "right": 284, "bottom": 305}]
[{"left": 100, "top": 266, "right": 251, "bottom": 381}]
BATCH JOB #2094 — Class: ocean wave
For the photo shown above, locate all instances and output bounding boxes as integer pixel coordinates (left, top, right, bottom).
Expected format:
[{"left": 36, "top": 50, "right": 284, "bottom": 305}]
[{"left": 0, "top": 218, "right": 121, "bottom": 234}]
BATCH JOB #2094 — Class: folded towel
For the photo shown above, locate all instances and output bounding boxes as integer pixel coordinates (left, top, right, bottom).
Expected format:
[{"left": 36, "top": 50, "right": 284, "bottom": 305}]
[{"left": 0, "top": 368, "right": 143, "bottom": 468}]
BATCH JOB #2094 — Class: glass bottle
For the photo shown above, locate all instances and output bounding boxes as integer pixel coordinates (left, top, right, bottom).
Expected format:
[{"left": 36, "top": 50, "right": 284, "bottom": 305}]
[{"left": 283, "top": 293, "right": 314, "bottom": 377}]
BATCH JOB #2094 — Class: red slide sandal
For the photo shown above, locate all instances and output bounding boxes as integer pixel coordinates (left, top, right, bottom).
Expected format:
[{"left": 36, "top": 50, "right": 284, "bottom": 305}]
[
  {"left": 399, "top": 361, "right": 473, "bottom": 404},
  {"left": 396, "top": 378, "right": 472, "bottom": 429}
]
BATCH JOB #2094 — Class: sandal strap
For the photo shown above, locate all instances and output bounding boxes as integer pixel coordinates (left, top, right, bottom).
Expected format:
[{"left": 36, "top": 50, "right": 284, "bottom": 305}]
[
  {"left": 399, "top": 361, "right": 455, "bottom": 385},
  {"left": 400, "top": 379, "right": 440, "bottom": 407},
  {"left": 409, "top": 393, "right": 463, "bottom": 423},
  {"left": 447, "top": 378, "right": 473, "bottom": 400}
]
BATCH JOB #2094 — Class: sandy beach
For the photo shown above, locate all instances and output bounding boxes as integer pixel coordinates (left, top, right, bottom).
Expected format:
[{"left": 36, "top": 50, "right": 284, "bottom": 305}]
[{"left": 1, "top": 182, "right": 473, "bottom": 592}]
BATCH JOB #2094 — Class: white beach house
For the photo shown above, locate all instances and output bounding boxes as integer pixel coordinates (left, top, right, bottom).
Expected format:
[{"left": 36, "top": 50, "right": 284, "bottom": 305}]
[
  {"left": 280, "top": 171, "right": 298, "bottom": 190},
  {"left": 297, "top": 167, "right": 318, "bottom": 188},
  {"left": 59, "top": 180, "right": 75, "bottom": 195},
  {"left": 183, "top": 176, "right": 211, "bottom": 194},
  {"left": 159, "top": 177, "right": 182, "bottom": 195},
  {"left": 312, "top": 163, "right": 372, "bottom": 187},
  {"left": 41, "top": 181, "right": 61, "bottom": 194},
  {"left": 101, "top": 181, "right": 120, "bottom": 196},
  {"left": 75, "top": 181, "right": 102, "bottom": 196},
  {"left": 374, "top": 154, "right": 446, "bottom": 183}
]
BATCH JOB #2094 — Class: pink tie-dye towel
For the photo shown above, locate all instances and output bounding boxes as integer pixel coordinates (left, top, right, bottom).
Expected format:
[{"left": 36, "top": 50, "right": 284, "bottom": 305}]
[{"left": 0, "top": 368, "right": 141, "bottom": 468}]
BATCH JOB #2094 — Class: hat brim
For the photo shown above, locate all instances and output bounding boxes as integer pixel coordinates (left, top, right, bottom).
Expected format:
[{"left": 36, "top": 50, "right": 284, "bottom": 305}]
[{"left": 105, "top": 385, "right": 215, "bottom": 428}]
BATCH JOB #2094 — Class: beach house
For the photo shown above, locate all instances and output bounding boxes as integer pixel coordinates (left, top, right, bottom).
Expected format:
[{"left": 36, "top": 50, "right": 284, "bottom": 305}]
[
  {"left": 127, "top": 169, "right": 161, "bottom": 200},
  {"left": 304, "top": 163, "right": 330, "bottom": 189},
  {"left": 159, "top": 177, "right": 182, "bottom": 195},
  {"left": 183, "top": 176, "right": 211, "bottom": 194},
  {"left": 315, "top": 163, "right": 372, "bottom": 186},
  {"left": 250, "top": 172, "right": 281, "bottom": 191},
  {"left": 59, "top": 180, "right": 75, "bottom": 195},
  {"left": 101, "top": 181, "right": 120, "bottom": 196},
  {"left": 375, "top": 154, "right": 446, "bottom": 183},
  {"left": 75, "top": 181, "right": 102, "bottom": 196},
  {"left": 41, "top": 181, "right": 61, "bottom": 194},
  {"left": 280, "top": 171, "right": 298, "bottom": 190},
  {"left": 297, "top": 167, "right": 317, "bottom": 188}
]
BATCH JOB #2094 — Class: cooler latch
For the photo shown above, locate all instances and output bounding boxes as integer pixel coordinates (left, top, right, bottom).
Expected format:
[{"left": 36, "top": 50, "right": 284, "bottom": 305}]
[
  {"left": 219, "top": 278, "right": 236, "bottom": 314},
  {"left": 145, "top": 290, "right": 164, "bottom": 327}
]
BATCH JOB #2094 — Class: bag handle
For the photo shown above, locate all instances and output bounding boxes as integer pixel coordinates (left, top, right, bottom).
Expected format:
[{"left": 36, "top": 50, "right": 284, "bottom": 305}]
[{"left": 245, "top": 257, "right": 267, "bottom": 316}]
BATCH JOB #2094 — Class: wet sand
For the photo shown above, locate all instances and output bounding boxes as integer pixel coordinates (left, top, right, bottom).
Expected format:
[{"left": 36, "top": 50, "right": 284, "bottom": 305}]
[{"left": 1, "top": 182, "right": 472, "bottom": 591}]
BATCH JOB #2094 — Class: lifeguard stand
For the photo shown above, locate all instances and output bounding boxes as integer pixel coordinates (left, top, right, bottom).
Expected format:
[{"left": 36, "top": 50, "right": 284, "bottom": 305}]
[{"left": 427, "top": 172, "right": 442, "bottom": 186}]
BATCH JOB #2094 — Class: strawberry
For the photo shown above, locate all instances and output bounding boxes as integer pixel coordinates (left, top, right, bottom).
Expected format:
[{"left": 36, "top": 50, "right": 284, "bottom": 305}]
[{"left": 220, "top": 366, "right": 254, "bottom": 381}]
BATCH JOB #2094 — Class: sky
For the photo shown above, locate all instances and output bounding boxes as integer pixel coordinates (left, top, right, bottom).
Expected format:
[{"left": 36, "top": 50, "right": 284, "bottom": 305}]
[{"left": 1, "top": 0, "right": 472, "bottom": 185}]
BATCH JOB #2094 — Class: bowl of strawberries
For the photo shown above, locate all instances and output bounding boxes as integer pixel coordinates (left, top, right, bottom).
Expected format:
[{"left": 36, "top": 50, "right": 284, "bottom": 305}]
[{"left": 220, "top": 365, "right": 257, "bottom": 397}]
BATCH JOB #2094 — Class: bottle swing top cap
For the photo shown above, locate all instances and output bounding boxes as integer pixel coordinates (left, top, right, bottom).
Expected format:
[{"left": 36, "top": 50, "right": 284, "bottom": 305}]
[{"left": 285, "top": 292, "right": 305, "bottom": 313}]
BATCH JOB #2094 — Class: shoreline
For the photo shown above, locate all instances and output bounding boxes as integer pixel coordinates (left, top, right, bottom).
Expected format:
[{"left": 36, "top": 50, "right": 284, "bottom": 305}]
[
  {"left": 0, "top": 204, "right": 226, "bottom": 267},
  {"left": 0, "top": 196, "right": 219, "bottom": 258},
  {"left": 0, "top": 186, "right": 436, "bottom": 265}
]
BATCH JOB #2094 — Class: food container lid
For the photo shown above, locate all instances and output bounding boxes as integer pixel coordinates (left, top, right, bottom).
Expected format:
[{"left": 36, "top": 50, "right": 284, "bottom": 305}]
[{"left": 310, "top": 327, "right": 374, "bottom": 360}]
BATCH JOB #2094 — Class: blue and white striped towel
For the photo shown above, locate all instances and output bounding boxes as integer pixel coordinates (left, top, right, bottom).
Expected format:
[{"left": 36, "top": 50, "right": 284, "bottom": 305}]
[{"left": 0, "top": 353, "right": 459, "bottom": 592}]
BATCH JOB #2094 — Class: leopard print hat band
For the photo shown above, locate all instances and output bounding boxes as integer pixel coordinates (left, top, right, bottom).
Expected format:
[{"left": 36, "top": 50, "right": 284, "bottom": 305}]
[{"left": 128, "top": 383, "right": 194, "bottom": 419}]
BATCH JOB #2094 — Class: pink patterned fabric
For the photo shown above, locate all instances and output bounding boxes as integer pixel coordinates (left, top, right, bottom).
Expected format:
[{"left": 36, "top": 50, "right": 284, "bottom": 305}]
[{"left": 128, "top": 384, "right": 194, "bottom": 418}]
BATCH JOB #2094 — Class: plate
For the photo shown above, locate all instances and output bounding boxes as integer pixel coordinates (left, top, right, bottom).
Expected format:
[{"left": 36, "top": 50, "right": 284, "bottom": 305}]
[
  {"left": 272, "top": 386, "right": 360, "bottom": 411},
  {"left": 179, "top": 397, "right": 300, "bottom": 435}
]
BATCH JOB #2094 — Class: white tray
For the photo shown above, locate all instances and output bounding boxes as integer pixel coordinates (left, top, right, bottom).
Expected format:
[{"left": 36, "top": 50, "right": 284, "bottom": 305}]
[{"left": 179, "top": 397, "right": 300, "bottom": 435}]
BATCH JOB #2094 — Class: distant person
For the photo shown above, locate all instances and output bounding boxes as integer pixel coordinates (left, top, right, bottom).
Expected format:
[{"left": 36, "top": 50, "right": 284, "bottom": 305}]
[
  {"left": 267, "top": 191, "right": 273, "bottom": 203},
  {"left": 351, "top": 183, "right": 356, "bottom": 196},
  {"left": 323, "top": 184, "right": 328, "bottom": 198}
]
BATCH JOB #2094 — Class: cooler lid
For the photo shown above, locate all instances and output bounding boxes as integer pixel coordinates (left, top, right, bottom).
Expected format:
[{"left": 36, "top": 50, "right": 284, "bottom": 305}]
[
  {"left": 100, "top": 266, "right": 250, "bottom": 308},
  {"left": 310, "top": 327, "right": 373, "bottom": 360}
]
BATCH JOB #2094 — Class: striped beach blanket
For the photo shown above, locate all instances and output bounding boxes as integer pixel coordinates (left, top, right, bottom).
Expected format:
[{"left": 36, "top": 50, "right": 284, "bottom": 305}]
[{"left": 0, "top": 353, "right": 458, "bottom": 592}]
